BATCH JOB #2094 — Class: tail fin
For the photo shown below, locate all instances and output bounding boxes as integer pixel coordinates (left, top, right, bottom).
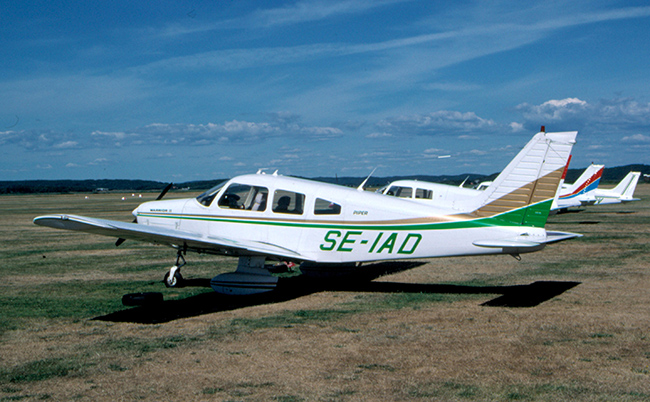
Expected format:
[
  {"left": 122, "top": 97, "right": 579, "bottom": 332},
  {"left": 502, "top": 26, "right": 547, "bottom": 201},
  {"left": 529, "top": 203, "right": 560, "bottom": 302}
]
[
  {"left": 458, "top": 131, "right": 577, "bottom": 227},
  {"left": 561, "top": 163, "right": 604, "bottom": 197},
  {"left": 609, "top": 171, "right": 641, "bottom": 200}
]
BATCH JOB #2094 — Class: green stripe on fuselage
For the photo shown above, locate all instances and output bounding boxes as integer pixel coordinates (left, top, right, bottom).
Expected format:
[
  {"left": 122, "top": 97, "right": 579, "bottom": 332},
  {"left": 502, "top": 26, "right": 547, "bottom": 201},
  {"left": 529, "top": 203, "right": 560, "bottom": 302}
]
[{"left": 137, "top": 199, "right": 554, "bottom": 231}]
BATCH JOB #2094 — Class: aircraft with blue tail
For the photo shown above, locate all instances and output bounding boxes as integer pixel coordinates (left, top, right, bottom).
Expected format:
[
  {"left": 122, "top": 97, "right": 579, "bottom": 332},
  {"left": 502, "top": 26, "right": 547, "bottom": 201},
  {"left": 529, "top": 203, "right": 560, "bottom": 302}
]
[{"left": 553, "top": 162, "right": 604, "bottom": 211}]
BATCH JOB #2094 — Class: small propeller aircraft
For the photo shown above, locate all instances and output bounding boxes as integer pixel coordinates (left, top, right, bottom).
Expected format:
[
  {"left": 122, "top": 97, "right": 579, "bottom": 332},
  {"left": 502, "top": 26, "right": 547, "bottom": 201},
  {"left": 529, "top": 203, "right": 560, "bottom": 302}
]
[
  {"left": 34, "top": 130, "right": 580, "bottom": 295},
  {"left": 553, "top": 162, "right": 603, "bottom": 211},
  {"left": 377, "top": 132, "right": 587, "bottom": 214},
  {"left": 592, "top": 171, "right": 641, "bottom": 205}
]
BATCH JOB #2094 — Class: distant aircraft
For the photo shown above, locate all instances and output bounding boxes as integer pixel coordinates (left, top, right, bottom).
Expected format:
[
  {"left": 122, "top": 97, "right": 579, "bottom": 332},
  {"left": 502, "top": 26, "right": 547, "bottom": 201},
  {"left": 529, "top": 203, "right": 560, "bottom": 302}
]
[
  {"left": 552, "top": 163, "right": 604, "bottom": 212},
  {"left": 34, "top": 130, "right": 579, "bottom": 296},
  {"left": 376, "top": 131, "right": 579, "bottom": 212},
  {"left": 591, "top": 171, "right": 641, "bottom": 205}
]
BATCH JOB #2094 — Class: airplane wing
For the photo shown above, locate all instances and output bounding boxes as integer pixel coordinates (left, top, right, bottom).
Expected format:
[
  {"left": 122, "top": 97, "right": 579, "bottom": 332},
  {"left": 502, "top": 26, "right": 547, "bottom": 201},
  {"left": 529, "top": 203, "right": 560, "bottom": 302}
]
[{"left": 33, "top": 214, "right": 307, "bottom": 261}]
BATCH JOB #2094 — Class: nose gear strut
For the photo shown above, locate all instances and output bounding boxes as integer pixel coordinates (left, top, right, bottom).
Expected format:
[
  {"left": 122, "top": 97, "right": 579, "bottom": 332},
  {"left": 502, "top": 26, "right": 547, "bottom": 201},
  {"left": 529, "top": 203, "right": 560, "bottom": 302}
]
[{"left": 164, "top": 250, "right": 186, "bottom": 287}]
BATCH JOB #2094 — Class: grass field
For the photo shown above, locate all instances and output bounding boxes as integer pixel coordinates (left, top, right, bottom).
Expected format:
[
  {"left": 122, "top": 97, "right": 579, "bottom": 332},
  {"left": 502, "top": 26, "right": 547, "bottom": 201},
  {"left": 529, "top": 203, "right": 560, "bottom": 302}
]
[{"left": 1, "top": 186, "right": 649, "bottom": 401}]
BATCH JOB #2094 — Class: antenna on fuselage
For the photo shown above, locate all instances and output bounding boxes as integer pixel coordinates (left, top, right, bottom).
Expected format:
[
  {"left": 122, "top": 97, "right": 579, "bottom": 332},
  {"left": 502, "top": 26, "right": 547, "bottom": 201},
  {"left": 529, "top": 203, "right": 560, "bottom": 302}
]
[{"left": 357, "top": 167, "right": 377, "bottom": 191}]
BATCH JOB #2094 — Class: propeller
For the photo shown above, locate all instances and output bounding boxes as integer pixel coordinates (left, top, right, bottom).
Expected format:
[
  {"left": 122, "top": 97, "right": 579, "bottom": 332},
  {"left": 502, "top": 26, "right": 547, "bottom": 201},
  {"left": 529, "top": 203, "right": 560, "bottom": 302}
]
[
  {"left": 156, "top": 182, "right": 173, "bottom": 200},
  {"left": 116, "top": 182, "right": 173, "bottom": 247}
]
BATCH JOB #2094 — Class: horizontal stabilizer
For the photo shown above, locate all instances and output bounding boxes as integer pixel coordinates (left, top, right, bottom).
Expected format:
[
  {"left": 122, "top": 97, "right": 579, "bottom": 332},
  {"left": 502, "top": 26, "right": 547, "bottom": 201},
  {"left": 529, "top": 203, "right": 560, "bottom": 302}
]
[
  {"left": 473, "top": 239, "right": 541, "bottom": 248},
  {"left": 543, "top": 231, "right": 582, "bottom": 244},
  {"left": 474, "top": 230, "right": 582, "bottom": 248}
]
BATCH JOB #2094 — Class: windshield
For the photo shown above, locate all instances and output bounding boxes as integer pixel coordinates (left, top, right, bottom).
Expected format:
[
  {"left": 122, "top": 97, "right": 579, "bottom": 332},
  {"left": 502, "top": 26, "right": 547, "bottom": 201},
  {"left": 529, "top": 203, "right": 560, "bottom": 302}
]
[
  {"left": 196, "top": 181, "right": 227, "bottom": 206},
  {"left": 386, "top": 185, "right": 412, "bottom": 198}
]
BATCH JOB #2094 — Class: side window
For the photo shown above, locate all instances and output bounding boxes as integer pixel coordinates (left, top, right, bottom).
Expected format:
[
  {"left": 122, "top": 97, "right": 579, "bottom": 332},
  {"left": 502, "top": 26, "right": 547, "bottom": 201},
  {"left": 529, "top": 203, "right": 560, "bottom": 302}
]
[
  {"left": 272, "top": 190, "right": 305, "bottom": 215},
  {"left": 416, "top": 188, "right": 432, "bottom": 199},
  {"left": 314, "top": 198, "right": 341, "bottom": 215},
  {"left": 217, "top": 184, "right": 268, "bottom": 211},
  {"left": 386, "top": 186, "right": 412, "bottom": 198}
]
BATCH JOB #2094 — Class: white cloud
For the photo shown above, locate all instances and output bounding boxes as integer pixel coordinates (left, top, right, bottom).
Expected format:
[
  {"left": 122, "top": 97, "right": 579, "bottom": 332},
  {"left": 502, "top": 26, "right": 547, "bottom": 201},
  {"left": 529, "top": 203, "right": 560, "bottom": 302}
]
[
  {"left": 516, "top": 98, "right": 589, "bottom": 122},
  {"left": 249, "top": 0, "right": 404, "bottom": 28},
  {"left": 88, "top": 158, "right": 109, "bottom": 165},
  {"left": 622, "top": 134, "right": 650, "bottom": 142},
  {"left": 377, "top": 110, "right": 497, "bottom": 136},
  {"left": 366, "top": 132, "right": 393, "bottom": 138},
  {"left": 516, "top": 97, "right": 650, "bottom": 134},
  {"left": 54, "top": 141, "right": 79, "bottom": 149},
  {"left": 509, "top": 122, "right": 524, "bottom": 132},
  {"left": 92, "top": 131, "right": 127, "bottom": 139}
]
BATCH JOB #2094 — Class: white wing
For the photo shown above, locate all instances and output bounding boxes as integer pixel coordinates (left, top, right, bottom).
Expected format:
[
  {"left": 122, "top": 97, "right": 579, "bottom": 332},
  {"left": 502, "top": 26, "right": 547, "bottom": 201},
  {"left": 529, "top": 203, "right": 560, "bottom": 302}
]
[{"left": 34, "top": 214, "right": 306, "bottom": 261}]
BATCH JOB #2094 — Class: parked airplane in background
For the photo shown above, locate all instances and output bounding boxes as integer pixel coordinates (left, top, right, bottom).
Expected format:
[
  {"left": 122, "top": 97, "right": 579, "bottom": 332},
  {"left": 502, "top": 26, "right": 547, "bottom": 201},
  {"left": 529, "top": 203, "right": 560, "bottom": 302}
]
[
  {"left": 380, "top": 158, "right": 640, "bottom": 213},
  {"left": 553, "top": 163, "right": 603, "bottom": 212},
  {"left": 592, "top": 171, "right": 641, "bottom": 205},
  {"left": 34, "top": 130, "right": 579, "bottom": 296}
]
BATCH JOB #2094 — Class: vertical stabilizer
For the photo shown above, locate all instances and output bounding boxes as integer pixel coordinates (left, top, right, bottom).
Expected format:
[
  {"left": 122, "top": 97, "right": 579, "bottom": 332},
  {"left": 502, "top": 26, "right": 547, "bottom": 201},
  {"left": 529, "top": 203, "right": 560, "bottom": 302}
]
[
  {"left": 609, "top": 171, "right": 641, "bottom": 200},
  {"left": 458, "top": 131, "right": 577, "bottom": 227},
  {"left": 562, "top": 164, "right": 604, "bottom": 196}
]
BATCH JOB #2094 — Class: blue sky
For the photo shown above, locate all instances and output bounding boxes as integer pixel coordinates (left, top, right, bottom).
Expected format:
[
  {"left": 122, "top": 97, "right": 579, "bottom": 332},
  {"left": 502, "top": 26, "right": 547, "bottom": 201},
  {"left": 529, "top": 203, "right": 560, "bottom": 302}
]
[{"left": 1, "top": 1, "right": 649, "bottom": 181}]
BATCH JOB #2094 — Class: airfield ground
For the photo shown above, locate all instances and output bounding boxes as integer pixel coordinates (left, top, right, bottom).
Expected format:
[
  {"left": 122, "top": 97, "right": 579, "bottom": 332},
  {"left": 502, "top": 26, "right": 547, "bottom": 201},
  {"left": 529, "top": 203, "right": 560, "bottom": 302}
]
[{"left": 1, "top": 185, "right": 649, "bottom": 401}]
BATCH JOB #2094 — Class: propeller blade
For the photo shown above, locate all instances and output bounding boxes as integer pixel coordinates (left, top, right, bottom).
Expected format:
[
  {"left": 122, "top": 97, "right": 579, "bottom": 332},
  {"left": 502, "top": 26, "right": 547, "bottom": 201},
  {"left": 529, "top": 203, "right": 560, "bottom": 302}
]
[
  {"left": 117, "top": 183, "right": 169, "bottom": 247},
  {"left": 156, "top": 182, "right": 173, "bottom": 200},
  {"left": 115, "top": 214, "right": 138, "bottom": 247}
]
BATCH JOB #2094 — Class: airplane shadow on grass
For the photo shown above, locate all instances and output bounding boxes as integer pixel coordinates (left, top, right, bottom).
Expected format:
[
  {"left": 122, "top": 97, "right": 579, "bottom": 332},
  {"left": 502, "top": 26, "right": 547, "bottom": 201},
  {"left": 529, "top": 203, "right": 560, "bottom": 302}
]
[{"left": 95, "top": 261, "right": 580, "bottom": 324}]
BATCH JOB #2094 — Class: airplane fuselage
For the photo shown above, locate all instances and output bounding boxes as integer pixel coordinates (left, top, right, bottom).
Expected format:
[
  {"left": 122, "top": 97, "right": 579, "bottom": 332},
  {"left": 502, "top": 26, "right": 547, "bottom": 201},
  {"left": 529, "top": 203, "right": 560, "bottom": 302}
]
[{"left": 134, "top": 174, "right": 548, "bottom": 264}]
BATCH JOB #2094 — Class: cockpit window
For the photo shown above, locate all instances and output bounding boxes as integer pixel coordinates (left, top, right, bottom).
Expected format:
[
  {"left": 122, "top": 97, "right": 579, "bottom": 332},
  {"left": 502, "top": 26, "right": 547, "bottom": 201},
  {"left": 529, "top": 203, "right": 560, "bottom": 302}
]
[
  {"left": 472, "top": 182, "right": 492, "bottom": 191},
  {"left": 217, "top": 183, "right": 268, "bottom": 211},
  {"left": 272, "top": 190, "right": 305, "bottom": 215},
  {"left": 415, "top": 188, "right": 432, "bottom": 199},
  {"left": 386, "top": 186, "right": 412, "bottom": 198},
  {"left": 314, "top": 198, "right": 341, "bottom": 215},
  {"left": 196, "top": 181, "right": 227, "bottom": 207}
]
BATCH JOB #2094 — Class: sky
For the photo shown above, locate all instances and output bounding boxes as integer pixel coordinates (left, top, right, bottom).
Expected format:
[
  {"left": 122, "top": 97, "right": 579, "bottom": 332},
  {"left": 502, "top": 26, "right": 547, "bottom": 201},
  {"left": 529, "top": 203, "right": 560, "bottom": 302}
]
[{"left": 1, "top": 0, "right": 650, "bottom": 182}]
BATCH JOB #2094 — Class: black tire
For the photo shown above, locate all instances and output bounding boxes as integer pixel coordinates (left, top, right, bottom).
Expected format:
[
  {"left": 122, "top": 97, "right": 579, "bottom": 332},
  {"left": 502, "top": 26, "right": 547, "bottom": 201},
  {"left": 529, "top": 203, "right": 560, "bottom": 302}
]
[{"left": 163, "top": 270, "right": 184, "bottom": 288}]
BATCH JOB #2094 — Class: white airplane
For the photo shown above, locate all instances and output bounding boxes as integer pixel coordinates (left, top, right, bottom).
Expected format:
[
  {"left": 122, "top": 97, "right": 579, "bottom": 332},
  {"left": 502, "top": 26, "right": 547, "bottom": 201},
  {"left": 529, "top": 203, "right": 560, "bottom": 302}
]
[
  {"left": 552, "top": 163, "right": 603, "bottom": 211},
  {"left": 591, "top": 171, "right": 641, "bottom": 205},
  {"left": 34, "top": 130, "right": 579, "bottom": 296},
  {"left": 375, "top": 133, "right": 578, "bottom": 212},
  {"left": 378, "top": 157, "right": 637, "bottom": 213}
]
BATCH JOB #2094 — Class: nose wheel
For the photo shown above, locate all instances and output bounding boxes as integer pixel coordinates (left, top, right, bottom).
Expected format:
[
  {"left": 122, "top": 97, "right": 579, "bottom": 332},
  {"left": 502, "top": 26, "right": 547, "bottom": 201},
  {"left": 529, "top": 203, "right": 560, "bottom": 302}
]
[{"left": 164, "top": 251, "right": 186, "bottom": 288}]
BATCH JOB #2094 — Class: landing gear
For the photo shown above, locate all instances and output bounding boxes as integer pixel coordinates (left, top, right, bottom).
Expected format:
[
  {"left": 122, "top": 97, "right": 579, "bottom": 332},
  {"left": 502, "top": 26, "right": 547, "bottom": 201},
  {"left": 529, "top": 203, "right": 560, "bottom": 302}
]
[{"left": 164, "top": 251, "right": 186, "bottom": 288}]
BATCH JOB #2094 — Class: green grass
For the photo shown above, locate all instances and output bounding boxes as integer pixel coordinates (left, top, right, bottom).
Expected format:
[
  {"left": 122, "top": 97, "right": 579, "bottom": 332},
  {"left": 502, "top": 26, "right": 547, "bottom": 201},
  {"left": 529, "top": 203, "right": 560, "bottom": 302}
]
[{"left": 0, "top": 357, "right": 91, "bottom": 384}]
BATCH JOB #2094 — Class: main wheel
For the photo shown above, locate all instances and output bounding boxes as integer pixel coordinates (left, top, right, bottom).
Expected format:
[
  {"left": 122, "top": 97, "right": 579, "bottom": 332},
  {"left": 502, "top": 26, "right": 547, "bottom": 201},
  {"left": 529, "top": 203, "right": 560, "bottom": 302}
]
[{"left": 164, "top": 269, "right": 183, "bottom": 287}]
